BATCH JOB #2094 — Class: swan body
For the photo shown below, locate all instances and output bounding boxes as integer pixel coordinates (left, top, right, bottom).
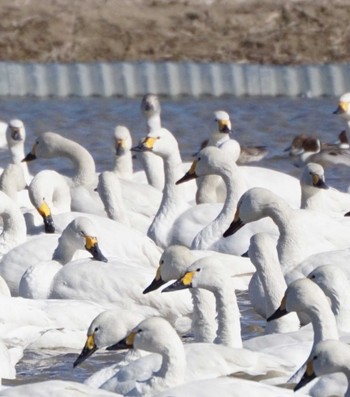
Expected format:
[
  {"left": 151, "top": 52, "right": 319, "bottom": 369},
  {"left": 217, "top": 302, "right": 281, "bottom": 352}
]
[
  {"left": 98, "top": 317, "right": 295, "bottom": 395},
  {"left": 18, "top": 216, "right": 108, "bottom": 299}
]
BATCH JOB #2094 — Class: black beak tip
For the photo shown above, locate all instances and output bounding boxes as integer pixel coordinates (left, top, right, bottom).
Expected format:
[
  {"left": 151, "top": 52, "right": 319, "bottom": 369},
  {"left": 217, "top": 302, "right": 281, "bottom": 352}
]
[
  {"left": 22, "top": 153, "right": 36, "bottom": 162},
  {"left": 267, "top": 307, "right": 288, "bottom": 322}
]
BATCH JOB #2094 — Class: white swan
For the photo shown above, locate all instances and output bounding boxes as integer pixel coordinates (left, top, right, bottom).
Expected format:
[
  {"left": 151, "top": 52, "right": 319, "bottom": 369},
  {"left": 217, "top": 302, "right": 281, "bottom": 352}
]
[
  {"left": 98, "top": 316, "right": 295, "bottom": 395},
  {"left": 334, "top": 92, "right": 350, "bottom": 128},
  {"left": 307, "top": 265, "right": 350, "bottom": 333},
  {"left": 195, "top": 110, "right": 238, "bottom": 204},
  {"left": 247, "top": 233, "right": 300, "bottom": 333},
  {"left": 294, "top": 339, "right": 350, "bottom": 396},
  {"left": 224, "top": 187, "right": 350, "bottom": 277},
  {"left": 0, "top": 191, "right": 26, "bottom": 257},
  {"left": 112, "top": 125, "right": 134, "bottom": 180},
  {"left": 18, "top": 216, "right": 108, "bottom": 299},
  {"left": 300, "top": 162, "right": 350, "bottom": 216},
  {"left": 163, "top": 256, "right": 243, "bottom": 348},
  {"left": 97, "top": 171, "right": 151, "bottom": 234},
  {"left": 0, "top": 164, "right": 28, "bottom": 208},
  {"left": 137, "top": 93, "right": 166, "bottom": 191},
  {"left": 6, "top": 119, "right": 31, "bottom": 183},
  {"left": 171, "top": 146, "right": 278, "bottom": 255},
  {"left": 132, "top": 127, "right": 194, "bottom": 248},
  {"left": 143, "top": 245, "right": 217, "bottom": 343}
]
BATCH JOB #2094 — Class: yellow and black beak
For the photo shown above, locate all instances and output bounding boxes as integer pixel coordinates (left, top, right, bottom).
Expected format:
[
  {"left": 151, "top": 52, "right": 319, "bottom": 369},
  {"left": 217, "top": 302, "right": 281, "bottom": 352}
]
[
  {"left": 217, "top": 119, "right": 231, "bottom": 134},
  {"left": 176, "top": 160, "right": 198, "bottom": 185},
  {"left": 312, "top": 174, "right": 329, "bottom": 190},
  {"left": 37, "top": 201, "right": 55, "bottom": 234},
  {"left": 333, "top": 101, "right": 348, "bottom": 115},
  {"left": 294, "top": 360, "right": 316, "bottom": 391},
  {"left": 106, "top": 331, "right": 136, "bottom": 351},
  {"left": 22, "top": 143, "right": 37, "bottom": 162},
  {"left": 73, "top": 334, "right": 97, "bottom": 368},
  {"left": 84, "top": 236, "right": 108, "bottom": 263},
  {"left": 143, "top": 267, "right": 166, "bottom": 294},
  {"left": 223, "top": 208, "right": 245, "bottom": 237},
  {"left": 162, "top": 270, "right": 195, "bottom": 293},
  {"left": 131, "top": 136, "right": 158, "bottom": 153},
  {"left": 267, "top": 296, "right": 288, "bottom": 322}
]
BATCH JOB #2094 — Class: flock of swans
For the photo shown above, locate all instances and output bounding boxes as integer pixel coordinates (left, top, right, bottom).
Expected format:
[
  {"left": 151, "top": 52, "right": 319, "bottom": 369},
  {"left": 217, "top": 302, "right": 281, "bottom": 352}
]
[{"left": 1, "top": 92, "right": 350, "bottom": 396}]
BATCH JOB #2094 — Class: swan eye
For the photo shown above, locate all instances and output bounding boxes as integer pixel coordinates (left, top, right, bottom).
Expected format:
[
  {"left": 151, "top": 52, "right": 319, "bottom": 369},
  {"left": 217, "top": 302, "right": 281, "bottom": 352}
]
[
  {"left": 196, "top": 268, "right": 201, "bottom": 272},
  {"left": 137, "top": 329, "right": 142, "bottom": 334},
  {"left": 160, "top": 259, "right": 164, "bottom": 265},
  {"left": 313, "top": 355, "right": 318, "bottom": 360},
  {"left": 36, "top": 140, "right": 39, "bottom": 145},
  {"left": 310, "top": 274, "right": 316, "bottom": 279},
  {"left": 94, "top": 327, "right": 99, "bottom": 332},
  {"left": 198, "top": 157, "right": 201, "bottom": 161},
  {"left": 80, "top": 231, "right": 85, "bottom": 236}
]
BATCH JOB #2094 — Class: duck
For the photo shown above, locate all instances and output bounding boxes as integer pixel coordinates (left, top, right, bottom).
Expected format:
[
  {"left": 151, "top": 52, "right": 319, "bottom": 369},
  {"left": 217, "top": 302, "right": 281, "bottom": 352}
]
[
  {"left": 286, "top": 132, "right": 350, "bottom": 168},
  {"left": 171, "top": 146, "right": 278, "bottom": 255},
  {"left": 223, "top": 187, "right": 350, "bottom": 278},
  {"left": 300, "top": 162, "right": 350, "bottom": 216},
  {"left": 98, "top": 316, "right": 295, "bottom": 395},
  {"left": 18, "top": 216, "right": 108, "bottom": 299},
  {"left": 294, "top": 339, "right": 350, "bottom": 397}
]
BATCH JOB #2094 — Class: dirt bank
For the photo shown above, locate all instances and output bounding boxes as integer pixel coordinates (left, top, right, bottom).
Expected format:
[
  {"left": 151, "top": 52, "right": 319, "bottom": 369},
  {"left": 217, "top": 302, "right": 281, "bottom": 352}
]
[{"left": 1, "top": 0, "right": 350, "bottom": 64}]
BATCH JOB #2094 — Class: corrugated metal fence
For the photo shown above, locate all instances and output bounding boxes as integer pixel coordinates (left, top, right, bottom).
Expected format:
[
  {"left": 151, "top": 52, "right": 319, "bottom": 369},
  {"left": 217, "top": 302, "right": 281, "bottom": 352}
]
[{"left": 1, "top": 61, "right": 350, "bottom": 97}]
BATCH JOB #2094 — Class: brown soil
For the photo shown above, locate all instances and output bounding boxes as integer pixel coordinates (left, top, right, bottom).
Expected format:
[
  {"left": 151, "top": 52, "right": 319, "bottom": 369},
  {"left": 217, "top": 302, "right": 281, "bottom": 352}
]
[{"left": 1, "top": 0, "right": 350, "bottom": 65}]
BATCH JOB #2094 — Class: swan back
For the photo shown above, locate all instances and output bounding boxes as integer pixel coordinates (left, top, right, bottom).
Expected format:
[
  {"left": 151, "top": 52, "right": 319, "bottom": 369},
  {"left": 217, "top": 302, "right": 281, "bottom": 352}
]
[{"left": 0, "top": 164, "right": 27, "bottom": 202}]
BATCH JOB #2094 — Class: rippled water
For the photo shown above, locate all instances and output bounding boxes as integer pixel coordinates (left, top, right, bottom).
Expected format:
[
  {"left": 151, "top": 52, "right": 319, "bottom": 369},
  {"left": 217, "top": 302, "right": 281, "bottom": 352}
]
[{"left": 0, "top": 94, "right": 347, "bottom": 386}]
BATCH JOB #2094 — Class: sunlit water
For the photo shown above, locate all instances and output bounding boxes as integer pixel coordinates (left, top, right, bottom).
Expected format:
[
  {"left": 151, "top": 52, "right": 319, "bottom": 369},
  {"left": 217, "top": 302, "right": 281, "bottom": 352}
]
[{"left": 0, "top": 94, "right": 347, "bottom": 386}]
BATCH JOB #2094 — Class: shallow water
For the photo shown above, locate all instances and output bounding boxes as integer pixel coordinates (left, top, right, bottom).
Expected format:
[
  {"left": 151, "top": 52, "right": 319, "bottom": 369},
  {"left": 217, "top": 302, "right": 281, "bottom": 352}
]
[{"left": 0, "top": 94, "right": 347, "bottom": 386}]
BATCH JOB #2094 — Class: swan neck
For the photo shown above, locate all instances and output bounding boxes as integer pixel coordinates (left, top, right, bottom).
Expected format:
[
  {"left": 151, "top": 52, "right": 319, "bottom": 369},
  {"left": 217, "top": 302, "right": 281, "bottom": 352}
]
[
  {"left": 213, "top": 284, "right": 242, "bottom": 348},
  {"left": 190, "top": 288, "right": 217, "bottom": 343},
  {"left": 309, "top": 302, "right": 339, "bottom": 344}
]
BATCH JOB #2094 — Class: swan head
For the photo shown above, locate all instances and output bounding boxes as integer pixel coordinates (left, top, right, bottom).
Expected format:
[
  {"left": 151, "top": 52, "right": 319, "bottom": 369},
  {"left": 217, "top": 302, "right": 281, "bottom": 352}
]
[
  {"left": 6, "top": 119, "right": 25, "bottom": 144},
  {"left": 162, "top": 256, "right": 226, "bottom": 293},
  {"left": 143, "top": 245, "right": 194, "bottom": 294},
  {"left": 107, "top": 317, "right": 181, "bottom": 356},
  {"left": 132, "top": 129, "right": 178, "bottom": 159},
  {"left": 223, "top": 187, "right": 275, "bottom": 237},
  {"left": 141, "top": 94, "right": 161, "bottom": 117},
  {"left": 58, "top": 217, "right": 108, "bottom": 262},
  {"left": 176, "top": 146, "right": 234, "bottom": 185},
  {"left": 267, "top": 278, "right": 327, "bottom": 322},
  {"left": 300, "top": 162, "right": 329, "bottom": 190},
  {"left": 114, "top": 125, "right": 132, "bottom": 156},
  {"left": 333, "top": 92, "right": 350, "bottom": 119},
  {"left": 22, "top": 132, "right": 66, "bottom": 162},
  {"left": 214, "top": 110, "right": 231, "bottom": 134},
  {"left": 294, "top": 339, "right": 350, "bottom": 391},
  {"left": 73, "top": 309, "right": 143, "bottom": 367},
  {"left": 308, "top": 265, "right": 347, "bottom": 310}
]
